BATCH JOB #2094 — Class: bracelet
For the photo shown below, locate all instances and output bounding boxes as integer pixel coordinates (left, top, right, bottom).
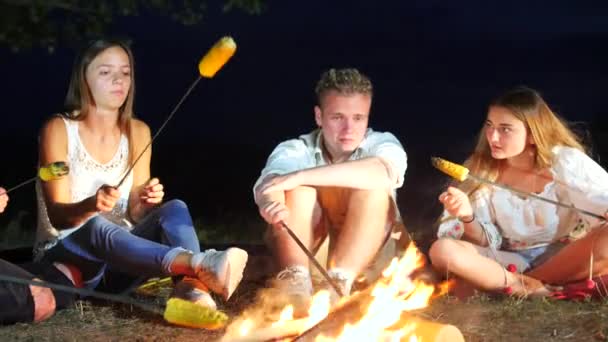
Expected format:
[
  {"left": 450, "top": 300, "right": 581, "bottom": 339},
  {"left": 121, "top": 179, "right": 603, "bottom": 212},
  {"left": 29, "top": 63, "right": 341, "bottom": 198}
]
[{"left": 459, "top": 214, "right": 475, "bottom": 224}]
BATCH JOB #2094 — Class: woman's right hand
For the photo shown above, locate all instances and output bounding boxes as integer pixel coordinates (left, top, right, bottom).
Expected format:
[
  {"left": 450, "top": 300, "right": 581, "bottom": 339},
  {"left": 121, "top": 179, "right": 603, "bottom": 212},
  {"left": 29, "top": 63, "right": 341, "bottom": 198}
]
[
  {"left": 439, "top": 186, "right": 473, "bottom": 220},
  {"left": 92, "top": 185, "right": 121, "bottom": 212}
]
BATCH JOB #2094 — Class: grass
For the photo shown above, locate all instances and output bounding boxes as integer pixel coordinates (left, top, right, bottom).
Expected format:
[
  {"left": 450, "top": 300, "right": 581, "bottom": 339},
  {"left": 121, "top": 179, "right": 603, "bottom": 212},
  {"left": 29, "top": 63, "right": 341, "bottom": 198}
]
[
  {"left": 425, "top": 295, "right": 608, "bottom": 341},
  {"left": 1, "top": 213, "right": 607, "bottom": 341}
]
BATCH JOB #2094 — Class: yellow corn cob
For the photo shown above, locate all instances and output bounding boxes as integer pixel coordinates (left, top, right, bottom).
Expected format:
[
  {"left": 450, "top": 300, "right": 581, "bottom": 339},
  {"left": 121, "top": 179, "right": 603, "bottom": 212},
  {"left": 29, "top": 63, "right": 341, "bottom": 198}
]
[
  {"left": 164, "top": 298, "right": 228, "bottom": 330},
  {"left": 198, "top": 36, "right": 237, "bottom": 78},
  {"left": 431, "top": 157, "right": 469, "bottom": 182},
  {"left": 38, "top": 161, "right": 69, "bottom": 181}
]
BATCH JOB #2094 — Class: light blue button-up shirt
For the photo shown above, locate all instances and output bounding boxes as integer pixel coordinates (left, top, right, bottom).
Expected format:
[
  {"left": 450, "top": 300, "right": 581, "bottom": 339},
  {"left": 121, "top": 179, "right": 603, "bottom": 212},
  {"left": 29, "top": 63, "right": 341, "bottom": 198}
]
[{"left": 253, "top": 128, "right": 408, "bottom": 203}]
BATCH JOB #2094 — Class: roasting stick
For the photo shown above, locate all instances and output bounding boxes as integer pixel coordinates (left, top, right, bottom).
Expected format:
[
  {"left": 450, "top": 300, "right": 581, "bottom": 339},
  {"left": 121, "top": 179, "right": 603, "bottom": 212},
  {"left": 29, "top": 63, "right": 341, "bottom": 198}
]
[
  {"left": 431, "top": 157, "right": 606, "bottom": 221},
  {"left": 0, "top": 161, "right": 69, "bottom": 196},
  {"left": 116, "top": 36, "right": 237, "bottom": 188}
]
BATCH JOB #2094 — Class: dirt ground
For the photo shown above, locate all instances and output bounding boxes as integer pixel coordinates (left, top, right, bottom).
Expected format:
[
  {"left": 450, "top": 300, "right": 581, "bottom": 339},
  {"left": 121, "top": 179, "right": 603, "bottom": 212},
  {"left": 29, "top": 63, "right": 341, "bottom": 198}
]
[{"left": 2, "top": 254, "right": 608, "bottom": 341}]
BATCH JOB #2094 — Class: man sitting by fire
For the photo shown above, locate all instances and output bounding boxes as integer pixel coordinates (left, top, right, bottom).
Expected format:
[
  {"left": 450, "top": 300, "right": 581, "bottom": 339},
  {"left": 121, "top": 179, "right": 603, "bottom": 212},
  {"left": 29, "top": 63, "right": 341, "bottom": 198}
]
[{"left": 253, "top": 68, "right": 409, "bottom": 306}]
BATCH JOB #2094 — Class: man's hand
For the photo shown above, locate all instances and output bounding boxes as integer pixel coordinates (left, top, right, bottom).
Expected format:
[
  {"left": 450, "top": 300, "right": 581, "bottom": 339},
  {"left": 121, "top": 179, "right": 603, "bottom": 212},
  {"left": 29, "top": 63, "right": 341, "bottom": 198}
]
[
  {"left": 139, "top": 178, "right": 164, "bottom": 207},
  {"left": 439, "top": 186, "right": 473, "bottom": 220},
  {"left": 0, "top": 187, "right": 8, "bottom": 213},
  {"left": 92, "top": 185, "right": 121, "bottom": 212},
  {"left": 259, "top": 200, "right": 290, "bottom": 224},
  {"left": 258, "top": 172, "right": 302, "bottom": 195},
  {"left": 255, "top": 174, "right": 290, "bottom": 224}
]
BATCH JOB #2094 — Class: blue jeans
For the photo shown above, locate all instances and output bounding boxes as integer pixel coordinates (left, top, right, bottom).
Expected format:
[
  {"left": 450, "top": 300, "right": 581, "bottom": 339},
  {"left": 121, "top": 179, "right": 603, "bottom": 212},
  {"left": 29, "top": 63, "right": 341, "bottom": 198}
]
[{"left": 43, "top": 199, "right": 200, "bottom": 289}]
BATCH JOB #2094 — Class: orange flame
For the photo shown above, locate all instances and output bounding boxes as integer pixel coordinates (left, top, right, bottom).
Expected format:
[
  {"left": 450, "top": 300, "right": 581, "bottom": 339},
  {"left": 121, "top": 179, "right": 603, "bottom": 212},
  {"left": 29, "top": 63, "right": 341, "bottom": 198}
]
[{"left": 223, "top": 243, "right": 443, "bottom": 341}]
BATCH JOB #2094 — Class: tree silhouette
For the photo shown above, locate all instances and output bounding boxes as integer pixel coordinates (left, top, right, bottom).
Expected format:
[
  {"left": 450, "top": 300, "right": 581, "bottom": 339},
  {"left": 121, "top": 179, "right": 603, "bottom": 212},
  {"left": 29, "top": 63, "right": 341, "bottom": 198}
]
[{"left": 0, "top": 0, "right": 265, "bottom": 52}]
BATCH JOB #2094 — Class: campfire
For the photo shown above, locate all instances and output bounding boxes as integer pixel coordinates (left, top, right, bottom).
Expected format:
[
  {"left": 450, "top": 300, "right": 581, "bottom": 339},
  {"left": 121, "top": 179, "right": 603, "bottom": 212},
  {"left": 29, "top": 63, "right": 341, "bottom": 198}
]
[{"left": 221, "top": 243, "right": 464, "bottom": 341}]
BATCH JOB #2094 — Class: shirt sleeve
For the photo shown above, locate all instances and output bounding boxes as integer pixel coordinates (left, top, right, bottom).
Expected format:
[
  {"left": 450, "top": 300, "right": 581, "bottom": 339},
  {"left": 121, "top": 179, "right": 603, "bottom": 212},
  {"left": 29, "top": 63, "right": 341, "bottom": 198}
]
[
  {"left": 552, "top": 146, "right": 608, "bottom": 226},
  {"left": 252, "top": 139, "right": 313, "bottom": 203},
  {"left": 366, "top": 132, "right": 408, "bottom": 188},
  {"left": 437, "top": 188, "right": 503, "bottom": 250}
]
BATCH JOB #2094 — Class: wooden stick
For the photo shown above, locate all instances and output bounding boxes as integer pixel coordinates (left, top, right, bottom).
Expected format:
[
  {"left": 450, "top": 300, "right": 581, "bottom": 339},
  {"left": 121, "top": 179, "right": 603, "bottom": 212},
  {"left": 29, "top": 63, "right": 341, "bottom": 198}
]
[
  {"left": 385, "top": 315, "right": 465, "bottom": 342},
  {"left": 0, "top": 176, "right": 37, "bottom": 195},
  {"left": 279, "top": 221, "right": 344, "bottom": 297},
  {"left": 293, "top": 278, "right": 389, "bottom": 341},
  {"left": 116, "top": 76, "right": 202, "bottom": 188},
  {"left": 222, "top": 317, "right": 310, "bottom": 342},
  {"left": 589, "top": 251, "right": 594, "bottom": 281}
]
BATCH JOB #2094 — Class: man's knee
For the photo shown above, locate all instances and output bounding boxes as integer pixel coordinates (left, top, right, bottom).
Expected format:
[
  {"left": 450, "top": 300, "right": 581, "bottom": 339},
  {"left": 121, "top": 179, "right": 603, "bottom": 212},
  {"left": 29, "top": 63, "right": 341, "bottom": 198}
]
[
  {"left": 285, "top": 186, "right": 322, "bottom": 222},
  {"left": 285, "top": 186, "right": 318, "bottom": 202},
  {"left": 349, "top": 189, "right": 391, "bottom": 207}
]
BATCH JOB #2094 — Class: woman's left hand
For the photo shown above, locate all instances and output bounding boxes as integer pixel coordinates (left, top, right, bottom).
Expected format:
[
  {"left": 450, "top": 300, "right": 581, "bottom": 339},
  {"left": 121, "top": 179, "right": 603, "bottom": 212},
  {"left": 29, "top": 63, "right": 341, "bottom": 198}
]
[{"left": 140, "top": 178, "right": 164, "bottom": 207}]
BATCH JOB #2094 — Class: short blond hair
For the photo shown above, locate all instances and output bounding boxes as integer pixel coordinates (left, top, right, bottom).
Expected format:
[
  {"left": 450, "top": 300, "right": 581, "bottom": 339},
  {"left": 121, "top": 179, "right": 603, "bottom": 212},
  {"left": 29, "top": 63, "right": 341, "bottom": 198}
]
[{"left": 315, "top": 68, "right": 373, "bottom": 104}]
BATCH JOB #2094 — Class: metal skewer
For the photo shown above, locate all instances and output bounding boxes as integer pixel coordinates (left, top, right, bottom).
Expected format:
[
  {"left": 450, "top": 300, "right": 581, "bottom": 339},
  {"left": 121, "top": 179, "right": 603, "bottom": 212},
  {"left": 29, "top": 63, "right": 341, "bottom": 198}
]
[{"left": 467, "top": 173, "right": 605, "bottom": 221}]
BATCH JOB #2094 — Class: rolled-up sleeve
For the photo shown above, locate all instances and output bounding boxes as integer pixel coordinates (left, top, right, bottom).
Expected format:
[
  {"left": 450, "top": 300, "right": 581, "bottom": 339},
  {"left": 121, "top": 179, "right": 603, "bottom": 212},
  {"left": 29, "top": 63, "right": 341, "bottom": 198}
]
[
  {"left": 553, "top": 146, "right": 608, "bottom": 227},
  {"left": 252, "top": 139, "right": 313, "bottom": 202},
  {"left": 437, "top": 188, "right": 502, "bottom": 250},
  {"left": 367, "top": 132, "right": 408, "bottom": 188}
]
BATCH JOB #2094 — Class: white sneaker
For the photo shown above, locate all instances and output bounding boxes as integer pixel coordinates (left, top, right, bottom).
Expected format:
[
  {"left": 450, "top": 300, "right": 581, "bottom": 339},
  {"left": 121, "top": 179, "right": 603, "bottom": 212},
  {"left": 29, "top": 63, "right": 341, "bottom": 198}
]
[
  {"left": 170, "top": 277, "right": 217, "bottom": 310},
  {"left": 317, "top": 268, "right": 354, "bottom": 305},
  {"left": 273, "top": 266, "right": 314, "bottom": 299},
  {"left": 191, "top": 248, "right": 248, "bottom": 300},
  {"left": 271, "top": 266, "right": 314, "bottom": 317}
]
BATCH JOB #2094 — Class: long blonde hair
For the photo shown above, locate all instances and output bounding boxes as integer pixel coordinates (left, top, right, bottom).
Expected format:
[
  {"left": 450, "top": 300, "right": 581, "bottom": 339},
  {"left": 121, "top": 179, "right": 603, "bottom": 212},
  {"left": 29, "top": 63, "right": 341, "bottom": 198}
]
[
  {"left": 63, "top": 39, "right": 136, "bottom": 164},
  {"left": 460, "top": 86, "right": 585, "bottom": 196}
]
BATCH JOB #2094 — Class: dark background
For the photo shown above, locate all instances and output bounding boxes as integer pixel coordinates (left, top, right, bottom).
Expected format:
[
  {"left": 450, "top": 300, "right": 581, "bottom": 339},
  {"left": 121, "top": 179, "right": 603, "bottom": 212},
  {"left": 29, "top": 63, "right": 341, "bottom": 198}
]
[{"left": 2, "top": 0, "right": 608, "bottom": 250}]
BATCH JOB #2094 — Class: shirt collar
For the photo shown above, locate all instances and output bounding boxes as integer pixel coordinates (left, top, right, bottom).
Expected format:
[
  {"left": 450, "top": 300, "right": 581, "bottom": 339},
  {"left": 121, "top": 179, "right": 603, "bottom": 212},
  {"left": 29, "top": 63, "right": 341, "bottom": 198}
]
[{"left": 312, "top": 128, "right": 372, "bottom": 165}]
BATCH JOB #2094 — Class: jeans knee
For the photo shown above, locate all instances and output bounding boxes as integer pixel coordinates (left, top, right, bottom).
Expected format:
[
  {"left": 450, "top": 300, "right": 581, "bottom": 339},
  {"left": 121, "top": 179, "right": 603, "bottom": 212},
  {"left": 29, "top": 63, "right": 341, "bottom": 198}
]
[
  {"left": 160, "top": 199, "right": 188, "bottom": 213},
  {"left": 86, "top": 216, "right": 119, "bottom": 240}
]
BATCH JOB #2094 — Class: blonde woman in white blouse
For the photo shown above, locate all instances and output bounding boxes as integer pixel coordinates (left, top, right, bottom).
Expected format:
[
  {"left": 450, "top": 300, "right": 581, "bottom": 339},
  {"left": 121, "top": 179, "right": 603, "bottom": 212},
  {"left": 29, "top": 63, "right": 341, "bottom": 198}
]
[{"left": 430, "top": 86, "right": 608, "bottom": 297}]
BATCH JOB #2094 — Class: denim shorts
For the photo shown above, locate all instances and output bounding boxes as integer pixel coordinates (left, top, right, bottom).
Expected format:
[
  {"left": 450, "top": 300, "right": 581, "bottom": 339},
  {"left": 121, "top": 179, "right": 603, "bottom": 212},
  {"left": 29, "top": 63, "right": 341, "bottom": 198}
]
[{"left": 515, "top": 242, "right": 566, "bottom": 269}]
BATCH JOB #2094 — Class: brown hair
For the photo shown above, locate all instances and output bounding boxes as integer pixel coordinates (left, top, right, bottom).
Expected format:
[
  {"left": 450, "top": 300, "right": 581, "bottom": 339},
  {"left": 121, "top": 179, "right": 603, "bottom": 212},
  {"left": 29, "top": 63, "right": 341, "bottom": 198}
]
[
  {"left": 63, "top": 39, "right": 136, "bottom": 164},
  {"left": 314, "top": 68, "right": 373, "bottom": 104},
  {"left": 460, "top": 86, "right": 585, "bottom": 196}
]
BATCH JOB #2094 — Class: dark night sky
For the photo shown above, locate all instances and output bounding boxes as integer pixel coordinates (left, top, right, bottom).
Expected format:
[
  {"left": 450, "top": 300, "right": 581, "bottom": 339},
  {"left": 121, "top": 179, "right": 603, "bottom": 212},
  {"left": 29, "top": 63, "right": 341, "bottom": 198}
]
[
  {"left": 4, "top": 1, "right": 608, "bottom": 142},
  {"left": 2, "top": 1, "right": 608, "bottom": 240}
]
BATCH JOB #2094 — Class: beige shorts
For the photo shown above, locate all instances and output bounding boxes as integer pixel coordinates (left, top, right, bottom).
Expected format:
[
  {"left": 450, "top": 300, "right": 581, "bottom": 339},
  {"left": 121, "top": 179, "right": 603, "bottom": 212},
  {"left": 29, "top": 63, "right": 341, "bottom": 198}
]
[{"left": 265, "top": 187, "right": 411, "bottom": 285}]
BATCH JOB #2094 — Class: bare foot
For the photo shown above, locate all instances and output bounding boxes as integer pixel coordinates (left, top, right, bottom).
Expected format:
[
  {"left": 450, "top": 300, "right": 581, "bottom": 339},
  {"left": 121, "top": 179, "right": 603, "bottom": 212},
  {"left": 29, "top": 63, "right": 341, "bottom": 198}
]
[{"left": 506, "top": 273, "right": 554, "bottom": 298}]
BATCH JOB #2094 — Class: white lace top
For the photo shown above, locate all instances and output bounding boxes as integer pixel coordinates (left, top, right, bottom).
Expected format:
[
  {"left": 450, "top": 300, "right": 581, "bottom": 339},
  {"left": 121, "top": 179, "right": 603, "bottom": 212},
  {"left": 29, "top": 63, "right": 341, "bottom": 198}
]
[
  {"left": 437, "top": 146, "right": 608, "bottom": 251},
  {"left": 35, "top": 117, "right": 134, "bottom": 253}
]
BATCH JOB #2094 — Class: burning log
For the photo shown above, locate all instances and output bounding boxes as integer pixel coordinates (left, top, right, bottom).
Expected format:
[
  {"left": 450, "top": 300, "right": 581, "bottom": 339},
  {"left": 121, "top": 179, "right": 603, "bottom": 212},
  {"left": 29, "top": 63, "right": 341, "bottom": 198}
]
[
  {"left": 223, "top": 244, "right": 463, "bottom": 341},
  {"left": 291, "top": 279, "right": 463, "bottom": 342},
  {"left": 223, "top": 317, "right": 308, "bottom": 341},
  {"left": 386, "top": 316, "right": 465, "bottom": 342}
]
